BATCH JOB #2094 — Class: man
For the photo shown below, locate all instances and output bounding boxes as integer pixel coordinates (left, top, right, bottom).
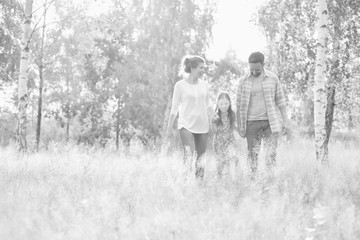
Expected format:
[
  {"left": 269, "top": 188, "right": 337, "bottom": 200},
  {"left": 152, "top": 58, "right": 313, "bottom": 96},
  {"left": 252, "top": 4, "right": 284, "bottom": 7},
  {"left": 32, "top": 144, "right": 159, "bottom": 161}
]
[{"left": 236, "top": 52, "right": 289, "bottom": 177}]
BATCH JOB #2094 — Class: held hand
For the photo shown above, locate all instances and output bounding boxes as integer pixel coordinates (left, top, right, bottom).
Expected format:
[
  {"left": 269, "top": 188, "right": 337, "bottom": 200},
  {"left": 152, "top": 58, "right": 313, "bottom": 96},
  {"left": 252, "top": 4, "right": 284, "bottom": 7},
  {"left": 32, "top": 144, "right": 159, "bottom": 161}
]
[
  {"left": 212, "top": 113, "right": 219, "bottom": 123},
  {"left": 211, "top": 114, "right": 219, "bottom": 133},
  {"left": 208, "top": 107, "right": 216, "bottom": 118}
]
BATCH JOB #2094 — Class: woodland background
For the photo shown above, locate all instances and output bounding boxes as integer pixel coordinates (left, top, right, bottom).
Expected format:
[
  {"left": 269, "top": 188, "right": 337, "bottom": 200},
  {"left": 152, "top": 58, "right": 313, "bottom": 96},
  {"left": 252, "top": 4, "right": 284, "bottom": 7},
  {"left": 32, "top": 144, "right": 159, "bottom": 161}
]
[
  {"left": 1, "top": 0, "right": 359, "bottom": 151},
  {"left": 1, "top": 1, "right": 360, "bottom": 239}
]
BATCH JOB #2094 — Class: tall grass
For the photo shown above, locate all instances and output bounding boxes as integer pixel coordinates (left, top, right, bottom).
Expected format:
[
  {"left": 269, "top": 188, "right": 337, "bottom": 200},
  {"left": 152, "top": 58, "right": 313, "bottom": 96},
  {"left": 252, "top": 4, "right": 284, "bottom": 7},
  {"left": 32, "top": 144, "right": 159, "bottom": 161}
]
[{"left": 0, "top": 138, "right": 359, "bottom": 240}]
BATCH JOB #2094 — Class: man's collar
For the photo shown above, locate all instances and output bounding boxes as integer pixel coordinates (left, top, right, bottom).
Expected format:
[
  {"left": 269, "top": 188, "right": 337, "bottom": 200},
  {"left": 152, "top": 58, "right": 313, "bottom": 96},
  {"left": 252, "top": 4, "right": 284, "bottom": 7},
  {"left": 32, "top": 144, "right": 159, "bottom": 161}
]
[{"left": 246, "top": 69, "right": 270, "bottom": 79}]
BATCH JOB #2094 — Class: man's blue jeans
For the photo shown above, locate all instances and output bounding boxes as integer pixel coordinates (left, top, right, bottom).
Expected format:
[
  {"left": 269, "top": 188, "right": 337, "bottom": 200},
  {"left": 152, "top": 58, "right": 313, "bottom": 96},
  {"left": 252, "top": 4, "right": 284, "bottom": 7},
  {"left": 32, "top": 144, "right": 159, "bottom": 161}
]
[{"left": 246, "top": 120, "right": 278, "bottom": 175}]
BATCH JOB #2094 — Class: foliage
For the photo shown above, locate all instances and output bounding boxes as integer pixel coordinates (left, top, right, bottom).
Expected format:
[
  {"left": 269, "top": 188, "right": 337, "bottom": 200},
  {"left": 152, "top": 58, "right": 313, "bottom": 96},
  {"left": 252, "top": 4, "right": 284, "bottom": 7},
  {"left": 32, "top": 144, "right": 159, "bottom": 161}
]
[
  {"left": 327, "top": 0, "right": 360, "bottom": 131},
  {"left": 207, "top": 49, "right": 246, "bottom": 107},
  {"left": 0, "top": 0, "right": 22, "bottom": 82},
  {"left": 256, "top": 0, "right": 360, "bottom": 132},
  {"left": 1, "top": 0, "right": 359, "bottom": 148},
  {"left": 7, "top": 0, "right": 217, "bottom": 147}
]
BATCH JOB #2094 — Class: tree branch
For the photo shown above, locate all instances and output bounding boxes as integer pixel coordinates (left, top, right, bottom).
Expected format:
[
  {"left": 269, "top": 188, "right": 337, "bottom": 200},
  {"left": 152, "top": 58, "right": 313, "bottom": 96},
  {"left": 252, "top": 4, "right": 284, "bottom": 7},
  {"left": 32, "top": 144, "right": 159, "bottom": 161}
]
[
  {"left": 31, "top": 0, "right": 56, "bottom": 16},
  {"left": 28, "top": 0, "right": 55, "bottom": 44}
]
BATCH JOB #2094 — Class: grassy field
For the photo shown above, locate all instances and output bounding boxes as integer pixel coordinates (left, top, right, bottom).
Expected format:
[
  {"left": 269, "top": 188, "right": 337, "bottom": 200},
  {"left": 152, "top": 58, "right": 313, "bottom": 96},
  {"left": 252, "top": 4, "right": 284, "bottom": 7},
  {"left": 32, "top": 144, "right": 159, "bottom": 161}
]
[{"left": 0, "top": 138, "right": 360, "bottom": 240}]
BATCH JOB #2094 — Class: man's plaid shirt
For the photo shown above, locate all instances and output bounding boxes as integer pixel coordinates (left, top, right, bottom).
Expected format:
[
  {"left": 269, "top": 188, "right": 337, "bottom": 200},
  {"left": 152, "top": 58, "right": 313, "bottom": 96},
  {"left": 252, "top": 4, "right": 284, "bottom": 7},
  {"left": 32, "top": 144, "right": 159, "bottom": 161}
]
[{"left": 235, "top": 70, "right": 287, "bottom": 134}]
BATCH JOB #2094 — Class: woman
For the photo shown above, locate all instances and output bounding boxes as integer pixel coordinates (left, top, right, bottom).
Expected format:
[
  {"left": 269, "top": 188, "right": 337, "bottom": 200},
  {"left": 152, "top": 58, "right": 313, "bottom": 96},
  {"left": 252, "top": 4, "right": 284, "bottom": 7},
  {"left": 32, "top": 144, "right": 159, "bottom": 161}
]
[{"left": 166, "top": 55, "right": 211, "bottom": 178}]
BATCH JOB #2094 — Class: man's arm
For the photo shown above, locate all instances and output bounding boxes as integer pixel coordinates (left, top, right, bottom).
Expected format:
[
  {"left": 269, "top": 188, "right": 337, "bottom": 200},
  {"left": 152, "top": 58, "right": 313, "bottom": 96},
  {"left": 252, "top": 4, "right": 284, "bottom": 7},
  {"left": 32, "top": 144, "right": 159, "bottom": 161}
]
[{"left": 279, "top": 107, "right": 289, "bottom": 125}]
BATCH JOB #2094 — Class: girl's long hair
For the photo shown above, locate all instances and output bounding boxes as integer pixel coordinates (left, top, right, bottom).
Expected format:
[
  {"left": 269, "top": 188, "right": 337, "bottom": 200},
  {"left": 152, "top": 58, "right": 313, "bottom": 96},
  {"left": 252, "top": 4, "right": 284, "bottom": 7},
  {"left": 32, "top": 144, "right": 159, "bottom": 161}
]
[{"left": 214, "top": 91, "right": 235, "bottom": 129}]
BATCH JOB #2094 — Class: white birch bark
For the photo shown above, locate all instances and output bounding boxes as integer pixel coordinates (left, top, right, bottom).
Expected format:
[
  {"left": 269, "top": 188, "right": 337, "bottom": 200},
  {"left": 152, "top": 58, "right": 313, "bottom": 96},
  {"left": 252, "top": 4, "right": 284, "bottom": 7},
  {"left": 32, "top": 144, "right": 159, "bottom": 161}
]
[
  {"left": 314, "top": 0, "right": 329, "bottom": 163},
  {"left": 16, "top": 0, "right": 34, "bottom": 151}
]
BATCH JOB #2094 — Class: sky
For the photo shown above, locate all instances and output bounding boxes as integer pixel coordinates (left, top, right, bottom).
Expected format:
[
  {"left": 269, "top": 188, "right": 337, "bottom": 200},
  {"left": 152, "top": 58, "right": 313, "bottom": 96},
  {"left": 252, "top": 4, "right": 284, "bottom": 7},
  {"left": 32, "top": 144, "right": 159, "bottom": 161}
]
[
  {"left": 14, "top": 0, "right": 268, "bottom": 65},
  {"left": 206, "top": 0, "right": 269, "bottom": 61},
  {"left": 85, "top": 0, "right": 269, "bottom": 62}
]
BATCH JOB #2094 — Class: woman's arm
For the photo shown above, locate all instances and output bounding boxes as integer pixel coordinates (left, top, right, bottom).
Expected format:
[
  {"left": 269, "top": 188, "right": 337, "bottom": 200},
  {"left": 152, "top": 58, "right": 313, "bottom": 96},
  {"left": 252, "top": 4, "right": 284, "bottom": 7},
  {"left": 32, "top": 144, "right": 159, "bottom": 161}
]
[
  {"left": 166, "top": 114, "right": 176, "bottom": 136},
  {"left": 212, "top": 121, "right": 218, "bottom": 134}
]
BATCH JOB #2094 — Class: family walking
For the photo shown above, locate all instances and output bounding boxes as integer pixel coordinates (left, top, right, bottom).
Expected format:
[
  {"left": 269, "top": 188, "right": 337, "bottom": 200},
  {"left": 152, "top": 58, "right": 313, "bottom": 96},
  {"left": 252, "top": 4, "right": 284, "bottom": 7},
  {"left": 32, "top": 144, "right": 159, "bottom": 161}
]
[{"left": 166, "top": 52, "right": 289, "bottom": 179}]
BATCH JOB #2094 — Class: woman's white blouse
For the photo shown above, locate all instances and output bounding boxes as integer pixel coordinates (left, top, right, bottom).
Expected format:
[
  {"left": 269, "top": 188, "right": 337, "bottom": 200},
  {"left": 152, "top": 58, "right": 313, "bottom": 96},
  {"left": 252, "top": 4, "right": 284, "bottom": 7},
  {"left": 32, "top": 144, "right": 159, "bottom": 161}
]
[{"left": 170, "top": 79, "right": 210, "bottom": 133}]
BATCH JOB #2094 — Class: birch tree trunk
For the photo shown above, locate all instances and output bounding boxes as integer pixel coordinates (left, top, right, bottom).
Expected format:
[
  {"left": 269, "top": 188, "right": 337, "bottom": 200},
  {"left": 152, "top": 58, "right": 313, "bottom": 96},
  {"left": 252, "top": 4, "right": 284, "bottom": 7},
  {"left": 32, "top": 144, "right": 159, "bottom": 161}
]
[
  {"left": 17, "top": 0, "right": 34, "bottom": 151},
  {"left": 314, "top": 0, "right": 329, "bottom": 164},
  {"left": 36, "top": 0, "right": 48, "bottom": 151}
]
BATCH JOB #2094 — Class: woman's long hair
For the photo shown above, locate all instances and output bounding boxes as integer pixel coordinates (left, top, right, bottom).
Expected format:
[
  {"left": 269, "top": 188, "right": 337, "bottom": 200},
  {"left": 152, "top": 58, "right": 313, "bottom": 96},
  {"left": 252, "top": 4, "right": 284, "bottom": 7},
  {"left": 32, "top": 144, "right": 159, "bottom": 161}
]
[{"left": 214, "top": 91, "right": 235, "bottom": 129}]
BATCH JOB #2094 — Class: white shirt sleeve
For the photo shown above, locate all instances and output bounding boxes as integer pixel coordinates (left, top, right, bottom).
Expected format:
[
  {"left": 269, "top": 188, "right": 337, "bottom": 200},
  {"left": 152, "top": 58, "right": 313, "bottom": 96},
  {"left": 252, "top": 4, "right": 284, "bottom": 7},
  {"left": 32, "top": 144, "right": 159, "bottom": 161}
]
[{"left": 206, "top": 81, "right": 210, "bottom": 108}]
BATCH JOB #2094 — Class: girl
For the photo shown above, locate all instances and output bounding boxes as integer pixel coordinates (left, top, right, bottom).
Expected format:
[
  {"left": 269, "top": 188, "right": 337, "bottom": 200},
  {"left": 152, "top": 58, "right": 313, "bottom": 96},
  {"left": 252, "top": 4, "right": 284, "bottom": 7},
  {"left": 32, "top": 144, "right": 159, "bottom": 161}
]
[
  {"left": 212, "top": 91, "right": 238, "bottom": 178},
  {"left": 166, "top": 55, "right": 212, "bottom": 178}
]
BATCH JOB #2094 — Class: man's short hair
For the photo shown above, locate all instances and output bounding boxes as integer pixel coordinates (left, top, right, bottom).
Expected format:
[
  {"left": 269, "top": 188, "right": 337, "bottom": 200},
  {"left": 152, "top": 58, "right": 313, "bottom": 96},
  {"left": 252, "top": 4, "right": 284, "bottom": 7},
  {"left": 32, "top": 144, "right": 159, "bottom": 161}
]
[{"left": 248, "top": 52, "right": 265, "bottom": 65}]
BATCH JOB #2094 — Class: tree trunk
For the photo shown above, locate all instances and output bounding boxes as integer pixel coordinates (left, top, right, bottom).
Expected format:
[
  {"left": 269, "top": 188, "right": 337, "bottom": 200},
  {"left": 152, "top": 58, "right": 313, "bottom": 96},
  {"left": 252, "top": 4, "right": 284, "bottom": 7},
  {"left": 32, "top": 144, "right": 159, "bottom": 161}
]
[
  {"left": 162, "top": 92, "right": 173, "bottom": 135},
  {"left": 348, "top": 109, "right": 354, "bottom": 130},
  {"left": 314, "top": 0, "right": 329, "bottom": 164},
  {"left": 65, "top": 65, "right": 70, "bottom": 142},
  {"left": 16, "top": 0, "right": 34, "bottom": 152},
  {"left": 36, "top": 0, "right": 47, "bottom": 151},
  {"left": 115, "top": 98, "right": 121, "bottom": 150},
  {"left": 324, "top": 85, "right": 335, "bottom": 159},
  {"left": 161, "top": 63, "right": 177, "bottom": 137},
  {"left": 36, "top": 65, "right": 44, "bottom": 150},
  {"left": 66, "top": 108, "right": 70, "bottom": 142},
  {"left": 303, "top": 76, "right": 315, "bottom": 136}
]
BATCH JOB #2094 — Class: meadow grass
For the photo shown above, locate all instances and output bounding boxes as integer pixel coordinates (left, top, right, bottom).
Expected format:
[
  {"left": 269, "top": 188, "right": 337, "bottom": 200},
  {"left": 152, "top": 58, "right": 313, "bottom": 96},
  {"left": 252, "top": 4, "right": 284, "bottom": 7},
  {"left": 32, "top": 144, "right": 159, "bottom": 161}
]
[{"left": 0, "top": 138, "right": 359, "bottom": 240}]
